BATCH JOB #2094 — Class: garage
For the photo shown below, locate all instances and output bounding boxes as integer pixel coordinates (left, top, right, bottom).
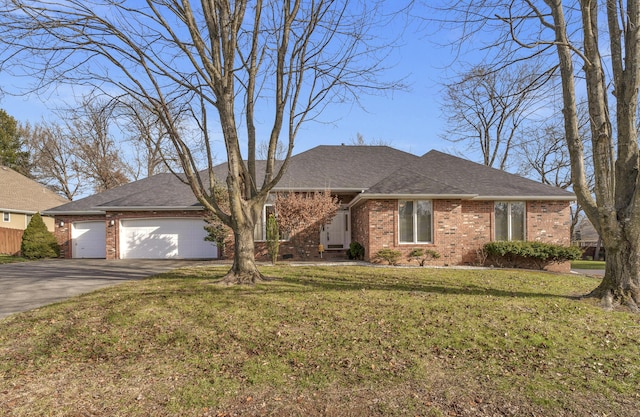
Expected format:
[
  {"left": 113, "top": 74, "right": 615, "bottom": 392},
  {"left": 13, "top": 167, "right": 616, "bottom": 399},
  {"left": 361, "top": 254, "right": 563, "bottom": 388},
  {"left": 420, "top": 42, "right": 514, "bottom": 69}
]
[
  {"left": 72, "top": 221, "right": 107, "bottom": 258},
  {"left": 119, "top": 218, "right": 217, "bottom": 259}
]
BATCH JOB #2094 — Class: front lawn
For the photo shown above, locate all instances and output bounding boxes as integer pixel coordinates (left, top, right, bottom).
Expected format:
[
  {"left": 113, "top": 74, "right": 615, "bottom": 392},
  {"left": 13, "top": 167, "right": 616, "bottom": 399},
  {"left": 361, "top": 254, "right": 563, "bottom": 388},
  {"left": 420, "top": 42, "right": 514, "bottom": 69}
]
[
  {"left": 1, "top": 265, "right": 638, "bottom": 416},
  {"left": 571, "top": 260, "right": 606, "bottom": 270},
  {"left": 0, "top": 254, "right": 28, "bottom": 264}
]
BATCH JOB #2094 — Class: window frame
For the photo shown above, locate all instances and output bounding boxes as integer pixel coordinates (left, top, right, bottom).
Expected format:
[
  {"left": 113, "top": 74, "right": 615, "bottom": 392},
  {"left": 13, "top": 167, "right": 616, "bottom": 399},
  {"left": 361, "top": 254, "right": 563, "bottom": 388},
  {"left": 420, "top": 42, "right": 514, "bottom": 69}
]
[
  {"left": 2, "top": 212, "right": 9, "bottom": 222},
  {"left": 398, "top": 200, "right": 433, "bottom": 244},
  {"left": 494, "top": 201, "right": 526, "bottom": 241}
]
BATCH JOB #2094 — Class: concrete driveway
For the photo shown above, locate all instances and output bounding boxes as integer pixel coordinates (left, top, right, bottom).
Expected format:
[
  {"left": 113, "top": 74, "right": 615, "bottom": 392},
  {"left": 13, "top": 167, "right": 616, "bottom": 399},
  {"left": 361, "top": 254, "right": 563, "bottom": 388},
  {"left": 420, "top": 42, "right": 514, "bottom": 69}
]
[
  {"left": 0, "top": 259, "right": 207, "bottom": 320},
  {"left": 571, "top": 268, "right": 605, "bottom": 277}
]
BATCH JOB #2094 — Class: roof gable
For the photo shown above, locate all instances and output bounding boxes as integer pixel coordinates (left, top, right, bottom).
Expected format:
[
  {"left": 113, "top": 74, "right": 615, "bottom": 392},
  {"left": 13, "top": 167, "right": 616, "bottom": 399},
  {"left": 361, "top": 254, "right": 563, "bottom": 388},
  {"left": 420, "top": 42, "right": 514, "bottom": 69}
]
[{"left": 0, "top": 166, "right": 68, "bottom": 212}]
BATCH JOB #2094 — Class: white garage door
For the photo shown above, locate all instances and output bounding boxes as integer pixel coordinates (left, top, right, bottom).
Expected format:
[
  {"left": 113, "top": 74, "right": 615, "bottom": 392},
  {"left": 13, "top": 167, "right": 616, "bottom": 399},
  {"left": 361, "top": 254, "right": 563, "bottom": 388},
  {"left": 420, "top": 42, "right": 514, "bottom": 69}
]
[
  {"left": 72, "top": 221, "right": 106, "bottom": 258},
  {"left": 120, "top": 218, "right": 217, "bottom": 259}
]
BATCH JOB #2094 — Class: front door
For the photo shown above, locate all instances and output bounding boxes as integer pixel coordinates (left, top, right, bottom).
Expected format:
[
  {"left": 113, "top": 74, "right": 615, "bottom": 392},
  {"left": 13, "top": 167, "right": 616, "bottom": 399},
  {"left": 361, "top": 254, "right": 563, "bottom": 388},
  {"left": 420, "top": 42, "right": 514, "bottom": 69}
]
[{"left": 321, "top": 209, "right": 350, "bottom": 249}]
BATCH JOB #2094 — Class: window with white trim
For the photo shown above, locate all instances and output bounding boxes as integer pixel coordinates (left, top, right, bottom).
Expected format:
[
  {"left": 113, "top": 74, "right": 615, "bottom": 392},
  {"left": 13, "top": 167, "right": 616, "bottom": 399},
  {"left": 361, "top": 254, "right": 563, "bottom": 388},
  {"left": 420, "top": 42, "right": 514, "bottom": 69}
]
[
  {"left": 399, "top": 200, "right": 433, "bottom": 243},
  {"left": 2, "top": 212, "right": 9, "bottom": 222},
  {"left": 494, "top": 201, "right": 525, "bottom": 241}
]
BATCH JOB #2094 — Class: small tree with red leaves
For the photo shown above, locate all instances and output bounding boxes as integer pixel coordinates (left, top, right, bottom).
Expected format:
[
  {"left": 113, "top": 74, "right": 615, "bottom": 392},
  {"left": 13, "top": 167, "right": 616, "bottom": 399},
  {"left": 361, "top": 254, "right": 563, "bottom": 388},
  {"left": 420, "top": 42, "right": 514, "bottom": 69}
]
[{"left": 274, "top": 190, "right": 340, "bottom": 243}]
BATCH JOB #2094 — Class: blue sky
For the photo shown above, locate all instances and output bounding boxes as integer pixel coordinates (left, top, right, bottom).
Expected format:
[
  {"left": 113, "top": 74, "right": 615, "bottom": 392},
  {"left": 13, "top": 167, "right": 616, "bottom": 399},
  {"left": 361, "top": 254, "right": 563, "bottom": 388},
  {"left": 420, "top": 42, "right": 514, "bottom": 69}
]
[{"left": 0, "top": 3, "right": 473, "bottom": 161}]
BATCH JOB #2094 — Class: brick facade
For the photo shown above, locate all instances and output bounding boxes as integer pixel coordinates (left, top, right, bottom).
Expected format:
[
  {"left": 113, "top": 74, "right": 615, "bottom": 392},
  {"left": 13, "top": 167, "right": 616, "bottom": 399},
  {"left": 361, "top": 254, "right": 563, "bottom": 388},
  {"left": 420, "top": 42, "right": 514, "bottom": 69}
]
[
  {"left": 526, "top": 200, "right": 572, "bottom": 245},
  {"left": 54, "top": 199, "right": 572, "bottom": 272},
  {"left": 350, "top": 198, "right": 572, "bottom": 272}
]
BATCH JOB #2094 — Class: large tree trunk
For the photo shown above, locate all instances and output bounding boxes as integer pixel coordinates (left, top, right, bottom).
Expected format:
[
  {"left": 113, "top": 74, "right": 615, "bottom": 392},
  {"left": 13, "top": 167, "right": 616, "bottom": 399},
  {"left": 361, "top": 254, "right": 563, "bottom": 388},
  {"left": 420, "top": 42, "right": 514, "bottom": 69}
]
[
  {"left": 587, "top": 232, "right": 640, "bottom": 311},
  {"left": 218, "top": 173, "right": 267, "bottom": 285},
  {"left": 220, "top": 221, "right": 265, "bottom": 285}
]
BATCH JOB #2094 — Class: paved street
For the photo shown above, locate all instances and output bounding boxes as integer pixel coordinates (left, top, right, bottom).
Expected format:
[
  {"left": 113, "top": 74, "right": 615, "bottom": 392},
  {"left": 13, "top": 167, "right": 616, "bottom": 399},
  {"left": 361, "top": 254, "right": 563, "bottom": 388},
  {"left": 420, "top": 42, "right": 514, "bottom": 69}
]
[{"left": 0, "top": 259, "right": 205, "bottom": 320}]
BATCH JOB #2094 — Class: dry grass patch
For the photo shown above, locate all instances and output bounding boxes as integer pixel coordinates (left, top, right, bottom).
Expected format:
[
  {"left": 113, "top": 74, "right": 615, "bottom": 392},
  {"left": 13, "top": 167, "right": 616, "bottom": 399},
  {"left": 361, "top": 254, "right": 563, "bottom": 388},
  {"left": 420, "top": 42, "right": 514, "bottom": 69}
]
[{"left": 1, "top": 265, "right": 639, "bottom": 416}]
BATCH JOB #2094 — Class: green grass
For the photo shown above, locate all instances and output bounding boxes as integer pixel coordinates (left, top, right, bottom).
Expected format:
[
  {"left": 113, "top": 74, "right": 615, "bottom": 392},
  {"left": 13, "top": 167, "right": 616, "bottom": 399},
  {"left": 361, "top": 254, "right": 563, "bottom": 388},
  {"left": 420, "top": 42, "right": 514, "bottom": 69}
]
[
  {"left": 571, "top": 260, "right": 606, "bottom": 270},
  {"left": 0, "top": 254, "right": 28, "bottom": 264},
  {"left": 1, "top": 265, "right": 638, "bottom": 416}
]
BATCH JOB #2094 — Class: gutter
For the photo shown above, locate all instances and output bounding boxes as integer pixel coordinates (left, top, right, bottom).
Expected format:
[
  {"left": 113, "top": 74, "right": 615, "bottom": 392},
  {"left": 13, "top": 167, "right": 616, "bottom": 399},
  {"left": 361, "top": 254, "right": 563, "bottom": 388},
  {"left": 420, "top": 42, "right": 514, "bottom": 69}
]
[
  {"left": 470, "top": 195, "right": 576, "bottom": 201},
  {"left": 349, "top": 192, "right": 576, "bottom": 207},
  {"left": 96, "top": 206, "right": 205, "bottom": 211},
  {"left": 349, "top": 193, "right": 478, "bottom": 207},
  {"left": 41, "top": 210, "right": 106, "bottom": 216},
  {"left": 0, "top": 208, "right": 40, "bottom": 215}
]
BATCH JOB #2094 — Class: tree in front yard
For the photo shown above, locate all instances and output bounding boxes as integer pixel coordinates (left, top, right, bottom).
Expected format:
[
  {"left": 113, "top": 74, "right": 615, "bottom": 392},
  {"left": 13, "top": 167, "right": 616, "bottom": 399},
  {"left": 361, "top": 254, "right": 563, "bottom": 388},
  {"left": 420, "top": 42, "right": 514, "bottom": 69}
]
[
  {"left": 438, "top": 0, "right": 640, "bottom": 310},
  {"left": 0, "top": 1, "right": 406, "bottom": 285},
  {"left": 21, "top": 213, "right": 59, "bottom": 259}
]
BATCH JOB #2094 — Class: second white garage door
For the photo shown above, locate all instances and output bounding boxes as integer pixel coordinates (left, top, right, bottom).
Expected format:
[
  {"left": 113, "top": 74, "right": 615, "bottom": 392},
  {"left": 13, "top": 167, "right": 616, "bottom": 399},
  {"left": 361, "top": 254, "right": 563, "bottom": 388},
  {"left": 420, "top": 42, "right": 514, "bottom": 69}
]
[{"left": 120, "top": 218, "right": 217, "bottom": 259}]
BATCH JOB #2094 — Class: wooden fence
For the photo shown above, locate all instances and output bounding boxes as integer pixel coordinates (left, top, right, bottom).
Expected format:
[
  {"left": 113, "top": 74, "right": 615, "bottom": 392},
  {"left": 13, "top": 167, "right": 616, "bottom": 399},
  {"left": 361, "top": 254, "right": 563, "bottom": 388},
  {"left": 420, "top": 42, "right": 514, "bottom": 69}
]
[{"left": 0, "top": 227, "right": 23, "bottom": 256}]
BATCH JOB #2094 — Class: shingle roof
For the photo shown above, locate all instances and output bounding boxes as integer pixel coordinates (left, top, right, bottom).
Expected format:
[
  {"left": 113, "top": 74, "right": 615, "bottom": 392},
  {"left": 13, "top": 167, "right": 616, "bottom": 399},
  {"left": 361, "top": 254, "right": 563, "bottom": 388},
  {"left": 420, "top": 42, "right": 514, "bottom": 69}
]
[
  {"left": 45, "top": 172, "right": 205, "bottom": 213},
  {"left": 364, "top": 150, "right": 574, "bottom": 199},
  {"left": 273, "top": 145, "right": 420, "bottom": 190},
  {"left": 45, "top": 146, "right": 574, "bottom": 214},
  {"left": 0, "top": 166, "right": 68, "bottom": 212}
]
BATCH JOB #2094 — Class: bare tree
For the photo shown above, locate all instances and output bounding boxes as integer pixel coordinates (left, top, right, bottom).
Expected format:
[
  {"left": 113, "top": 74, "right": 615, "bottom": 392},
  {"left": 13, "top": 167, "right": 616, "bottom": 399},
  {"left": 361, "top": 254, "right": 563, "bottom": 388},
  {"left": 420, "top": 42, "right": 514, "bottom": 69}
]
[
  {"left": 439, "top": 0, "right": 640, "bottom": 310},
  {"left": 21, "top": 121, "right": 84, "bottom": 200},
  {"left": 66, "top": 97, "right": 130, "bottom": 192},
  {"left": 256, "top": 140, "right": 286, "bottom": 160},
  {"left": 117, "top": 101, "right": 173, "bottom": 180},
  {"left": 442, "top": 64, "right": 549, "bottom": 170},
  {"left": 517, "top": 103, "right": 594, "bottom": 241},
  {"left": 0, "top": 0, "right": 404, "bottom": 283},
  {"left": 519, "top": 124, "right": 572, "bottom": 188},
  {"left": 347, "top": 132, "right": 392, "bottom": 146}
]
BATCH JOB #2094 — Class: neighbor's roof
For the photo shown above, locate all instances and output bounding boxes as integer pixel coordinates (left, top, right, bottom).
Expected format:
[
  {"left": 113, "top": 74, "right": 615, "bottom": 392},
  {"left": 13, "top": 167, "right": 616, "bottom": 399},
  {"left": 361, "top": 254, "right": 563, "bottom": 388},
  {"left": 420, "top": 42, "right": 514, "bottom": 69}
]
[
  {"left": 44, "top": 145, "right": 574, "bottom": 214},
  {"left": 0, "top": 166, "right": 68, "bottom": 213},
  {"left": 361, "top": 150, "right": 574, "bottom": 201}
]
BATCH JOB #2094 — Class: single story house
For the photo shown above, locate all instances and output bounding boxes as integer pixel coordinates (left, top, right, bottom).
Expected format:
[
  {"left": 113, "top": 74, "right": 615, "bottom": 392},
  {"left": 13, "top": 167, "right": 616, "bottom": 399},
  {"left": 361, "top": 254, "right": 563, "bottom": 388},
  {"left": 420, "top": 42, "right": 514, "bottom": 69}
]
[
  {"left": 1, "top": 166, "right": 69, "bottom": 255},
  {"left": 45, "top": 145, "right": 574, "bottom": 269}
]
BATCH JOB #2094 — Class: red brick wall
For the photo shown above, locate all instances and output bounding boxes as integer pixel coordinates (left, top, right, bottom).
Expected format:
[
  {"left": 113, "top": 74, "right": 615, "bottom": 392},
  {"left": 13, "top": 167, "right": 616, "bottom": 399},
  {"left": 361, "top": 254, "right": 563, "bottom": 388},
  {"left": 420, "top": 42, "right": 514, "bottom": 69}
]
[
  {"left": 351, "top": 199, "right": 370, "bottom": 257},
  {"left": 353, "top": 200, "right": 395, "bottom": 261},
  {"left": 351, "top": 199, "right": 571, "bottom": 271},
  {"left": 526, "top": 200, "right": 572, "bottom": 272},
  {"left": 526, "top": 201, "right": 571, "bottom": 245}
]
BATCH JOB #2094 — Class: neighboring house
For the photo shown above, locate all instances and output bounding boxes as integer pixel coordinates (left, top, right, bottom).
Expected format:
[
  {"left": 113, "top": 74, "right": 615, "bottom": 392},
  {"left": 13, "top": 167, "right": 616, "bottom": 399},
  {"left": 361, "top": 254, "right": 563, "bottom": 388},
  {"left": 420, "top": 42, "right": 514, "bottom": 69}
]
[
  {"left": 0, "top": 166, "right": 69, "bottom": 255},
  {"left": 45, "top": 145, "right": 574, "bottom": 270},
  {"left": 573, "top": 216, "right": 603, "bottom": 260}
]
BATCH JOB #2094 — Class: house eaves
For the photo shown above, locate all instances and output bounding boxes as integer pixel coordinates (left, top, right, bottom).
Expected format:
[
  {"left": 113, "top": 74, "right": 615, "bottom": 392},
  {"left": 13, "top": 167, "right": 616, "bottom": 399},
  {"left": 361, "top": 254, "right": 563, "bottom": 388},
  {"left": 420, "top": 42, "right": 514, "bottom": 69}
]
[
  {"left": 96, "top": 205, "right": 205, "bottom": 211},
  {"left": 41, "top": 209, "right": 106, "bottom": 216},
  {"left": 349, "top": 193, "right": 479, "bottom": 207},
  {"left": 470, "top": 195, "right": 576, "bottom": 201},
  {"left": 272, "top": 187, "right": 367, "bottom": 193},
  {"left": 0, "top": 207, "right": 40, "bottom": 215}
]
